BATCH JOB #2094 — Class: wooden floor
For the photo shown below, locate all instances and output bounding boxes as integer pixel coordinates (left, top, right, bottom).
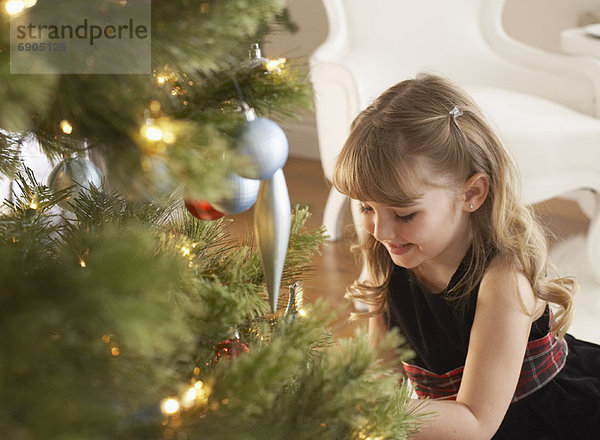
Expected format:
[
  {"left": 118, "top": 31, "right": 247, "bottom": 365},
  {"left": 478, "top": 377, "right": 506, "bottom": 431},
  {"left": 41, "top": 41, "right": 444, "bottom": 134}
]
[{"left": 228, "top": 157, "right": 590, "bottom": 339}]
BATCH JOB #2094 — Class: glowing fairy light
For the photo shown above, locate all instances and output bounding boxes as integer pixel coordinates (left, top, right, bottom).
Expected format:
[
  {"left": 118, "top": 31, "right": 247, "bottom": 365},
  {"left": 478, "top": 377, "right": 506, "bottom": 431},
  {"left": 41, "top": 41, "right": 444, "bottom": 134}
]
[
  {"left": 157, "top": 75, "right": 166, "bottom": 85},
  {"left": 161, "top": 398, "right": 180, "bottom": 415},
  {"left": 185, "top": 386, "right": 198, "bottom": 401},
  {"left": 265, "top": 57, "right": 286, "bottom": 72},
  {"left": 28, "top": 199, "right": 37, "bottom": 210},
  {"left": 111, "top": 346, "right": 120, "bottom": 356},
  {"left": 5, "top": 1, "right": 25, "bottom": 15},
  {"left": 181, "top": 246, "right": 190, "bottom": 257},
  {"left": 298, "top": 308, "right": 307, "bottom": 317},
  {"left": 181, "top": 381, "right": 208, "bottom": 408},
  {"left": 60, "top": 120, "right": 73, "bottom": 134},
  {"left": 145, "top": 126, "right": 163, "bottom": 141},
  {"left": 79, "top": 259, "right": 87, "bottom": 268}
]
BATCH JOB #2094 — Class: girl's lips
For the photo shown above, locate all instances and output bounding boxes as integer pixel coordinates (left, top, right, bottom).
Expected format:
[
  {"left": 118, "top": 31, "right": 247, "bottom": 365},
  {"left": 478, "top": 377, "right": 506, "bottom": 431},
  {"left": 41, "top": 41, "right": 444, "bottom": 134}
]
[{"left": 387, "top": 243, "right": 413, "bottom": 256}]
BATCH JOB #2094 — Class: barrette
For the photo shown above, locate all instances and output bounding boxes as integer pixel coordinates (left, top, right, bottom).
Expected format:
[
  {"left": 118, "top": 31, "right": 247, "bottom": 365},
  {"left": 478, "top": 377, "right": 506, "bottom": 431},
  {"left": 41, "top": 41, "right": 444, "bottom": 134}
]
[{"left": 449, "top": 105, "right": 463, "bottom": 120}]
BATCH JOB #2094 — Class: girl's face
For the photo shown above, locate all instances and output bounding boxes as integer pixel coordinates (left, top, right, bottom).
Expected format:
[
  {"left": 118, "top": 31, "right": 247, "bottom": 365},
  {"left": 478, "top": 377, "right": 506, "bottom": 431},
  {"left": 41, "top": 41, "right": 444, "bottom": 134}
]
[{"left": 359, "top": 185, "right": 472, "bottom": 273}]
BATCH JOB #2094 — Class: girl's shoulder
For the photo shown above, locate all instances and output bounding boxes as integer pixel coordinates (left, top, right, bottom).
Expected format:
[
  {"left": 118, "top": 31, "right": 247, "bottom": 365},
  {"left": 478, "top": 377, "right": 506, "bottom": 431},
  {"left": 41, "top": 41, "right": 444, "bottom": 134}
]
[{"left": 480, "top": 252, "right": 545, "bottom": 319}]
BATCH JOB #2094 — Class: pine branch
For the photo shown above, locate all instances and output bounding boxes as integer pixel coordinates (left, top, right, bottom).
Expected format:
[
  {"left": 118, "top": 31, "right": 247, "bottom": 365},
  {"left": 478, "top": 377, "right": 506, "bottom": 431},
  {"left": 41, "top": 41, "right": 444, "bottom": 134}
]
[{"left": 159, "top": 302, "right": 421, "bottom": 440}]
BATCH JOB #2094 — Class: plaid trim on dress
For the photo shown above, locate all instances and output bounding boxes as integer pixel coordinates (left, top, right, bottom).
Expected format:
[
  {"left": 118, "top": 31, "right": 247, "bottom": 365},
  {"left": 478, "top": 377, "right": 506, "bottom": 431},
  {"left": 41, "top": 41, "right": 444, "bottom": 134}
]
[{"left": 402, "top": 333, "right": 568, "bottom": 402}]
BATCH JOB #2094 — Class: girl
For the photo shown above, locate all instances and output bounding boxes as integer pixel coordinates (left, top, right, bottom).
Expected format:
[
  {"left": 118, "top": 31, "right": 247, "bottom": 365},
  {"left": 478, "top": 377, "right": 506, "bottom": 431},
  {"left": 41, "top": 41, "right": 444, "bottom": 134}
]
[{"left": 332, "top": 74, "right": 600, "bottom": 439}]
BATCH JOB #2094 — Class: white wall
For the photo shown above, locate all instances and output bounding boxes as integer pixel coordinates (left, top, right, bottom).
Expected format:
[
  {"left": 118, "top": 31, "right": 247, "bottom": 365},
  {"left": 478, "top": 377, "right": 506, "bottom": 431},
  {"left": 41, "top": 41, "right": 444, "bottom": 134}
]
[
  {"left": 503, "top": 0, "right": 600, "bottom": 53},
  {"left": 263, "top": 0, "right": 327, "bottom": 160}
]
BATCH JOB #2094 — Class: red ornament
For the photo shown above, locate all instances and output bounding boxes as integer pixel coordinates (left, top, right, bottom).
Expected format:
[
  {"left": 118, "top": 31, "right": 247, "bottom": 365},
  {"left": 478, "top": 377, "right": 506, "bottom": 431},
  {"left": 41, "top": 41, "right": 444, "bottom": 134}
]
[
  {"left": 214, "top": 338, "right": 249, "bottom": 362},
  {"left": 185, "top": 199, "right": 225, "bottom": 220}
]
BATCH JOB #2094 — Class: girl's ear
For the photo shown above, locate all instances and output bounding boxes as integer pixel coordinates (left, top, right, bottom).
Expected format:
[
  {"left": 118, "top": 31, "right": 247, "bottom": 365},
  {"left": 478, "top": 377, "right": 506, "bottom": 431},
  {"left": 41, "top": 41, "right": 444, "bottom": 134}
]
[{"left": 463, "top": 173, "right": 489, "bottom": 212}]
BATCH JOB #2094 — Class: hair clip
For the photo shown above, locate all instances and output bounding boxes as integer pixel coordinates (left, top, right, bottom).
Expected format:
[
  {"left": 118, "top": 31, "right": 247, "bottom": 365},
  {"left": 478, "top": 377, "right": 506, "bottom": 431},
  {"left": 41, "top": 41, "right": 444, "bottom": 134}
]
[{"left": 449, "top": 105, "right": 463, "bottom": 120}]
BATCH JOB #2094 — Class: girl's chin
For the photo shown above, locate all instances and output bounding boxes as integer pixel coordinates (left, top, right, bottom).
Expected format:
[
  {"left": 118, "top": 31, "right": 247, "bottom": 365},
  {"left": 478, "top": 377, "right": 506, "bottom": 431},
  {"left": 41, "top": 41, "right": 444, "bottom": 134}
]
[{"left": 389, "top": 252, "right": 421, "bottom": 269}]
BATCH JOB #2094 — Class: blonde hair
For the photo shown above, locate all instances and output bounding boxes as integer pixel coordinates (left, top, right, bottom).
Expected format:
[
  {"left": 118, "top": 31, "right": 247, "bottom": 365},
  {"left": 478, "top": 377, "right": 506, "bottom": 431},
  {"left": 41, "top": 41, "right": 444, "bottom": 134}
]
[{"left": 333, "top": 73, "right": 576, "bottom": 338}]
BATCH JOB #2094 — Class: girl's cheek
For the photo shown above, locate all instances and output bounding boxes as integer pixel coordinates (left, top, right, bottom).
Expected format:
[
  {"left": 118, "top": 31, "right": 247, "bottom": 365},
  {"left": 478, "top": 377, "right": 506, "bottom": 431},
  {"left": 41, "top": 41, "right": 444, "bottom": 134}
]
[
  {"left": 362, "top": 218, "right": 375, "bottom": 234},
  {"left": 401, "top": 220, "right": 422, "bottom": 241}
]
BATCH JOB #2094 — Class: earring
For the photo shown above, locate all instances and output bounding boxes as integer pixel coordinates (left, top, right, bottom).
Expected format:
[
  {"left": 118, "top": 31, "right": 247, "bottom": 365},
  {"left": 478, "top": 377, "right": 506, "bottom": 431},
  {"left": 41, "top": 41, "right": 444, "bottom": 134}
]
[{"left": 469, "top": 204, "right": 474, "bottom": 210}]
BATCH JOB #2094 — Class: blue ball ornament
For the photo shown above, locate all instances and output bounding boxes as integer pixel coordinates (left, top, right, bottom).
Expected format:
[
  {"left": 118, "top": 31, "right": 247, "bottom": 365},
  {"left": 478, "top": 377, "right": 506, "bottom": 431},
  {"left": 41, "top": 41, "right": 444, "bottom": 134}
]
[
  {"left": 237, "top": 116, "right": 289, "bottom": 180},
  {"left": 211, "top": 173, "right": 260, "bottom": 214}
]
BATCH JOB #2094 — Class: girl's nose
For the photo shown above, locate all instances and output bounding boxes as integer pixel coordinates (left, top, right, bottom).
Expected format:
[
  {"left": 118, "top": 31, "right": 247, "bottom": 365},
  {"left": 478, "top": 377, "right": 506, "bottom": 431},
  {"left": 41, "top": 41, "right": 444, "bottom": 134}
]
[{"left": 372, "top": 214, "right": 396, "bottom": 242}]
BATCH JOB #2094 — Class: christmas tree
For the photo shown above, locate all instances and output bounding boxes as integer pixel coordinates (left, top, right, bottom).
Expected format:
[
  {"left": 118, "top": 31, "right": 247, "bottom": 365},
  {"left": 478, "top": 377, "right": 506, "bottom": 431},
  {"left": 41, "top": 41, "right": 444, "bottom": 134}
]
[{"left": 0, "top": 1, "right": 419, "bottom": 438}]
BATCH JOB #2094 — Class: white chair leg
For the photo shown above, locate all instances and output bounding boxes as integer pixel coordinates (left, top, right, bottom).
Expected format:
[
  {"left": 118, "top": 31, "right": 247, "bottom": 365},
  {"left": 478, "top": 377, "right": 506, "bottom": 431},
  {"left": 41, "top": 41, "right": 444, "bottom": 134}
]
[
  {"left": 586, "top": 190, "right": 600, "bottom": 285},
  {"left": 322, "top": 187, "right": 348, "bottom": 241}
]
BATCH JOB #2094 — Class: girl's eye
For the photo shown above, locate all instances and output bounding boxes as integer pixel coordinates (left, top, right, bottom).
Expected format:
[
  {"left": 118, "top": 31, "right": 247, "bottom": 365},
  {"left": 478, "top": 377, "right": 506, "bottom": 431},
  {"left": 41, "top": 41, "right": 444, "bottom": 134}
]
[
  {"left": 394, "top": 212, "right": 416, "bottom": 223},
  {"left": 358, "top": 204, "right": 373, "bottom": 213}
]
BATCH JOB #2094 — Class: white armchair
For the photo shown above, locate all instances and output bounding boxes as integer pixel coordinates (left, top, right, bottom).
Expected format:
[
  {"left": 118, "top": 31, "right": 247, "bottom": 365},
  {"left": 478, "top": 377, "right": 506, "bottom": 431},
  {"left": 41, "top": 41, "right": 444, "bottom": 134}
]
[{"left": 310, "top": 0, "right": 600, "bottom": 283}]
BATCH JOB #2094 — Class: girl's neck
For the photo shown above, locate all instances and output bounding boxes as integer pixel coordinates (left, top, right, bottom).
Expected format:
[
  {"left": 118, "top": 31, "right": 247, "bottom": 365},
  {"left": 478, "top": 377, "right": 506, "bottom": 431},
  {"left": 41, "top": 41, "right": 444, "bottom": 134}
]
[{"left": 411, "top": 230, "right": 473, "bottom": 294}]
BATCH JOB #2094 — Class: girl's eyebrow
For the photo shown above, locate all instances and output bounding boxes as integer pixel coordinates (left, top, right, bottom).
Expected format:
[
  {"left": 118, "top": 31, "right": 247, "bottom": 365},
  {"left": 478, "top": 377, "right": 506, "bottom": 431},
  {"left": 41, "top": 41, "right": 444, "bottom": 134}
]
[
  {"left": 390, "top": 206, "right": 418, "bottom": 212},
  {"left": 391, "top": 200, "right": 420, "bottom": 208}
]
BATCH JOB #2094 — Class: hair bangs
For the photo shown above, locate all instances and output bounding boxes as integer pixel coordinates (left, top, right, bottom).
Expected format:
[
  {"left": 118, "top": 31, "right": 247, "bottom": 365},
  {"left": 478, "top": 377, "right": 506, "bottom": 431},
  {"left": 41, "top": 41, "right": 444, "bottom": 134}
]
[{"left": 333, "top": 129, "right": 425, "bottom": 207}]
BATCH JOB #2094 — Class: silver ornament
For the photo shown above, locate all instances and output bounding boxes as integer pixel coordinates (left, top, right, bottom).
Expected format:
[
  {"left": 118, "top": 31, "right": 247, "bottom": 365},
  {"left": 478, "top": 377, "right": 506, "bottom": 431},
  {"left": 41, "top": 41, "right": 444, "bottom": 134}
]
[
  {"left": 247, "top": 43, "right": 268, "bottom": 66},
  {"left": 47, "top": 155, "right": 103, "bottom": 210},
  {"left": 285, "top": 282, "right": 304, "bottom": 318},
  {"left": 253, "top": 168, "right": 291, "bottom": 313},
  {"left": 236, "top": 109, "right": 289, "bottom": 181},
  {"left": 211, "top": 173, "right": 260, "bottom": 214}
]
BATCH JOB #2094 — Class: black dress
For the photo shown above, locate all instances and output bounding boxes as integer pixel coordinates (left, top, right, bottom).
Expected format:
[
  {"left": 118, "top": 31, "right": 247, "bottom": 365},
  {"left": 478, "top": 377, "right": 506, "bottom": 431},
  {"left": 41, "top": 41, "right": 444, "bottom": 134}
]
[{"left": 385, "top": 255, "right": 600, "bottom": 439}]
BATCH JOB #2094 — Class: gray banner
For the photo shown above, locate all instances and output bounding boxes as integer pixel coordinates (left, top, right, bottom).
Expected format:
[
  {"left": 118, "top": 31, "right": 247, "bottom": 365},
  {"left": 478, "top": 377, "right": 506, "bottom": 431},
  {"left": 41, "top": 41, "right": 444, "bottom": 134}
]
[{"left": 10, "top": 0, "right": 151, "bottom": 74}]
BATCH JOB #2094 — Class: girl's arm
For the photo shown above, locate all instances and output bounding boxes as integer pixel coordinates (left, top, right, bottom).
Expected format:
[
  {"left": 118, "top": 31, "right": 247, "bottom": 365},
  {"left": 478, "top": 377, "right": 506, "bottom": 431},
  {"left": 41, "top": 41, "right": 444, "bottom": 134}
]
[{"left": 410, "top": 255, "right": 543, "bottom": 440}]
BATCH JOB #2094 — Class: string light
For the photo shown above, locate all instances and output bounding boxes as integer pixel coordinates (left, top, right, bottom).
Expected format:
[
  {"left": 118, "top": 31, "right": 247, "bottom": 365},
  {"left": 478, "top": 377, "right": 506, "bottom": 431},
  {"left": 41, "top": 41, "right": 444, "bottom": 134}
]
[
  {"left": 265, "top": 57, "right": 286, "bottom": 73},
  {"left": 160, "top": 380, "right": 210, "bottom": 416},
  {"left": 5, "top": 1, "right": 25, "bottom": 15},
  {"left": 28, "top": 199, "right": 38, "bottom": 210},
  {"left": 157, "top": 75, "right": 167, "bottom": 85},
  {"left": 182, "top": 387, "right": 197, "bottom": 406},
  {"left": 145, "top": 125, "right": 163, "bottom": 141},
  {"left": 140, "top": 115, "right": 176, "bottom": 147},
  {"left": 79, "top": 259, "right": 87, "bottom": 268},
  {"left": 60, "top": 120, "right": 73, "bottom": 135},
  {"left": 181, "top": 381, "right": 209, "bottom": 408},
  {"left": 161, "top": 398, "right": 180, "bottom": 415}
]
